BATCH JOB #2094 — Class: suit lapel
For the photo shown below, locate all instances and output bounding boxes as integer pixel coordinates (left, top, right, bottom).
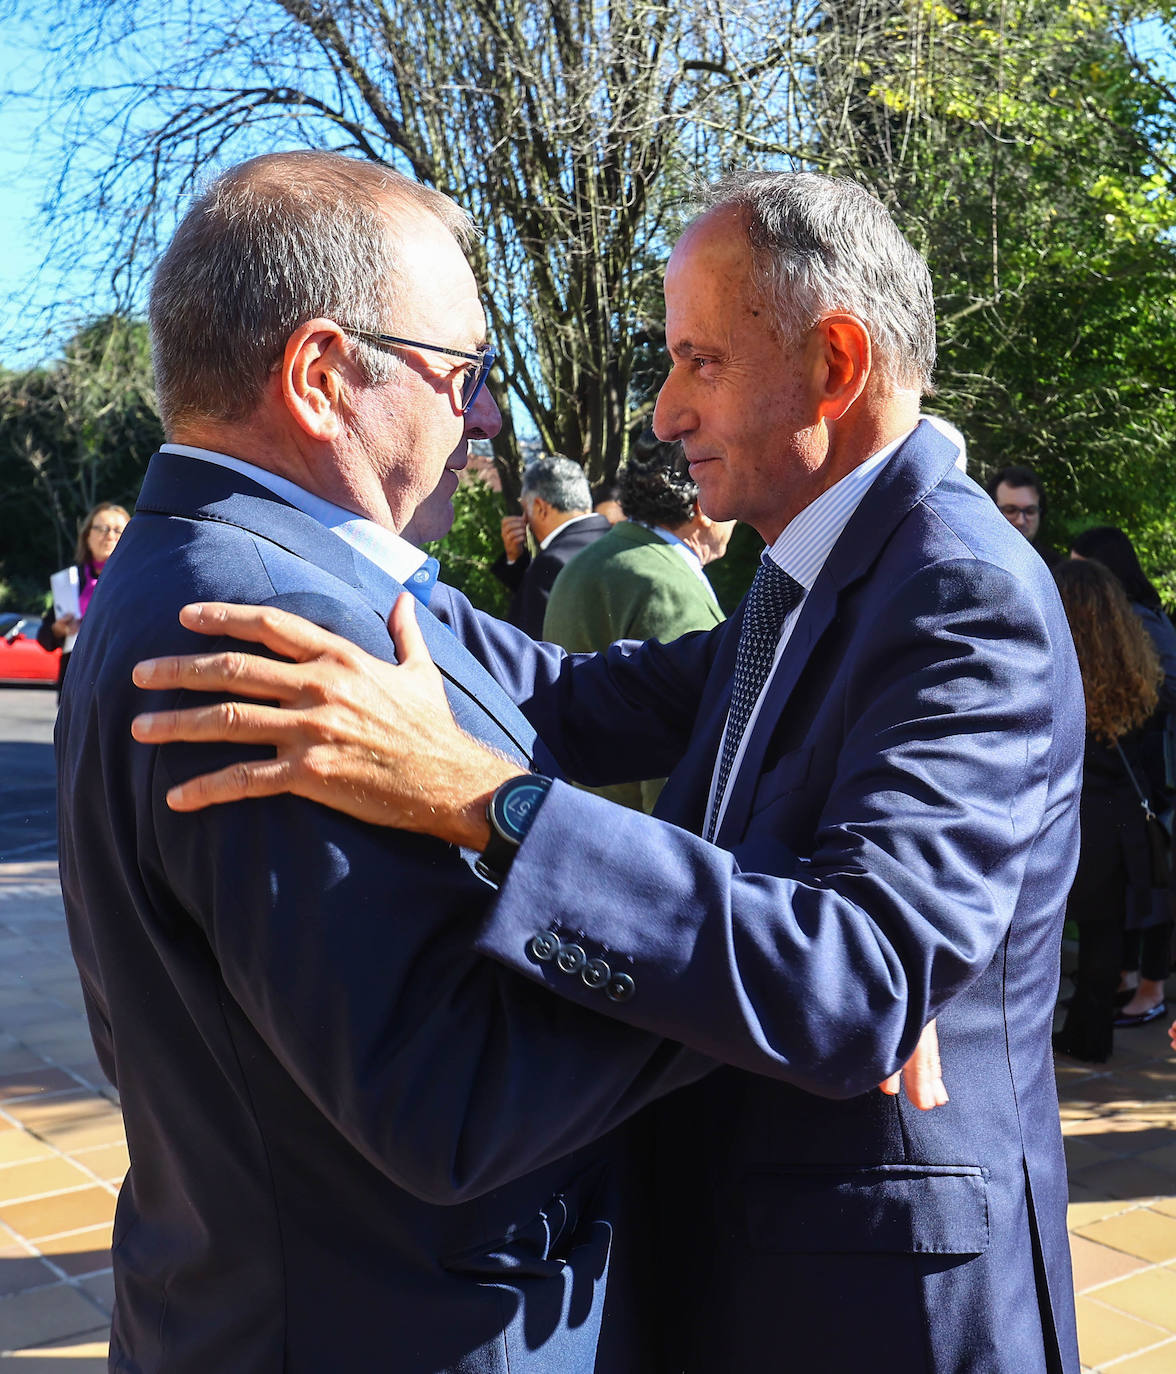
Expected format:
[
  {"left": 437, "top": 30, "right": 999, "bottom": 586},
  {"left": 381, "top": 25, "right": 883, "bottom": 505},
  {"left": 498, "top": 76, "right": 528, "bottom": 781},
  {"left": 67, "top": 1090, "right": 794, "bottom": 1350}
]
[
  {"left": 714, "top": 421, "right": 962, "bottom": 842},
  {"left": 136, "top": 451, "right": 538, "bottom": 767}
]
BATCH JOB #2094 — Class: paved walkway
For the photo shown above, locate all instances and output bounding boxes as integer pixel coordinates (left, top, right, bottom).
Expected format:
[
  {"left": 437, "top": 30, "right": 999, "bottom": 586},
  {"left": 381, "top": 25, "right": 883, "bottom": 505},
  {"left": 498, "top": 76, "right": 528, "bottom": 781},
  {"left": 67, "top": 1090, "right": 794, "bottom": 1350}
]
[{"left": 0, "top": 859, "right": 1173, "bottom": 1370}]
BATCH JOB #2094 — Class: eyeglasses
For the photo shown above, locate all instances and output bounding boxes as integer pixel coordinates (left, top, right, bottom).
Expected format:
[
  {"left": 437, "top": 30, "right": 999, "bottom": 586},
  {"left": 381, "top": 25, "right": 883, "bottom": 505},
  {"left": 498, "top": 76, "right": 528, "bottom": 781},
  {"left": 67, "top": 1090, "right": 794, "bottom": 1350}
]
[
  {"left": 340, "top": 326, "right": 495, "bottom": 414},
  {"left": 91, "top": 523, "right": 126, "bottom": 537},
  {"left": 998, "top": 504, "right": 1039, "bottom": 519}
]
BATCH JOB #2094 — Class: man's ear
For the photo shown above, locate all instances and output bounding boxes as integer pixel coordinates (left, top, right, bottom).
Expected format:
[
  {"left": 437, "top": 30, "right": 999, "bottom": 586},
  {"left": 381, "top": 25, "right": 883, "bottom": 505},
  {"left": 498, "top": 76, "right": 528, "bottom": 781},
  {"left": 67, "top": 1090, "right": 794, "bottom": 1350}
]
[
  {"left": 278, "top": 319, "right": 352, "bottom": 441},
  {"left": 813, "top": 313, "right": 871, "bottom": 421}
]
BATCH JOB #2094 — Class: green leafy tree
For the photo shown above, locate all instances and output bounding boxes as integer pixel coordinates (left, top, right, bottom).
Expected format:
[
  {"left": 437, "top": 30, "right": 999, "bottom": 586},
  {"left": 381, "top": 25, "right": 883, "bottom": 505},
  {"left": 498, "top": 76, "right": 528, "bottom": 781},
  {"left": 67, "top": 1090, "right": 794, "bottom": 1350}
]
[
  {"left": 0, "top": 315, "right": 161, "bottom": 606},
  {"left": 40, "top": 0, "right": 801, "bottom": 493},
  {"left": 806, "top": 0, "right": 1176, "bottom": 592}
]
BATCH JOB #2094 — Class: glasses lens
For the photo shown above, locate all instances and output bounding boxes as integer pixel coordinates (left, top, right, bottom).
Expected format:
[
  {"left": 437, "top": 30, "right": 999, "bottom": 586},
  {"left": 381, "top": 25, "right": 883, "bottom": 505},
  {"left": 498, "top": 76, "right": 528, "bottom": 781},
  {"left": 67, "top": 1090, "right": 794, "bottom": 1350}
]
[
  {"left": 460, "top": 347, "right": 495, "bottom": 413},
  {"left": 93, "top": 524, "right": 125, "bottom": 536}
]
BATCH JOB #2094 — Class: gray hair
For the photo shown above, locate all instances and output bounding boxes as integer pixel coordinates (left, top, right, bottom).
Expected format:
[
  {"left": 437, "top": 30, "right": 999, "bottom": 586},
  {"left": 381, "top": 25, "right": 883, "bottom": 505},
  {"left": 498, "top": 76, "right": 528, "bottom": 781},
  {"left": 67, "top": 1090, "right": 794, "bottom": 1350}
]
[
  {"left": 149, "top": 150, "right": 474, "bottom": 432},
  {"left": 521, "top": 455, "right": 593, "bottom": 514},
  {"left": 692, "top": 171, "right": 936, "bottom": 393}
]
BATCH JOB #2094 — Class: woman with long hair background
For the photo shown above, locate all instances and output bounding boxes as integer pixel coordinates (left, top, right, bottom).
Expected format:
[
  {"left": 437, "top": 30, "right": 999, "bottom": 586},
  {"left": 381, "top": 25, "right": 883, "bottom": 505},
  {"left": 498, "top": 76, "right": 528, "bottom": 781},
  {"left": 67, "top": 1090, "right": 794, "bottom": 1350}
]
[
  {"left": 1070, "top": 526, "right": 1175, "bottom": 1024},
  {"left": 37, "top": 502, "right": 130, "bottom": 697},
  {"left": 1053, "top": 558, "right": 1167, "bottom": 1062}
]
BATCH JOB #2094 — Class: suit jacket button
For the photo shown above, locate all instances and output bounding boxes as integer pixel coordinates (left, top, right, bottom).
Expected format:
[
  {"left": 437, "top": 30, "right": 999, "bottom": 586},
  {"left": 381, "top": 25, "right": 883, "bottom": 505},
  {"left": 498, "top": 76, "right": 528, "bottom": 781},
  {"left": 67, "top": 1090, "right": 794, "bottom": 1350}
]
[
  {"left": 528, "top": 931, "right": 560, "bottom": 962},
  {"left": 582, "top": 958, "right": 610, "bottom": 989},
  {"left": 556, "top": 942, "right": 586, "bottom": 974},
  {"left": 606, "top": 972, "right": 635, "bottom": 1002}
]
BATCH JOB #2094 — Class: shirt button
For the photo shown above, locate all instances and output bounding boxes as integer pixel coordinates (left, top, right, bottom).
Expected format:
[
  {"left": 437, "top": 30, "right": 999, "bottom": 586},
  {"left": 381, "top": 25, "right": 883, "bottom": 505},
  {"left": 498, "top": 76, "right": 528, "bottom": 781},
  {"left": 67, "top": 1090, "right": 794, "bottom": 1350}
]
[
  {"left": 582, "top": 958, "right": 610, "bottom": 989},
  {"left": 556, "top": 942, "right": 586, "bottom": 975},
  {"left": 606, "top": 972, "right": 636, "bottom": 1003},
  {"left": 528, "top": 931, "right": 560, "bottom": 962}
]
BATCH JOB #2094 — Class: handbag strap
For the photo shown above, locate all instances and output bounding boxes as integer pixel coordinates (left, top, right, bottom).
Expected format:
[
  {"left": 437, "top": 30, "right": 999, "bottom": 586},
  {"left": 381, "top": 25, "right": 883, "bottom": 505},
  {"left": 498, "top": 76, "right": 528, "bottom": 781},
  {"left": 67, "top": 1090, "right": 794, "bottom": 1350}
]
[{"left": 1115, "top": 739, "right": 1157, "bottom": 822}]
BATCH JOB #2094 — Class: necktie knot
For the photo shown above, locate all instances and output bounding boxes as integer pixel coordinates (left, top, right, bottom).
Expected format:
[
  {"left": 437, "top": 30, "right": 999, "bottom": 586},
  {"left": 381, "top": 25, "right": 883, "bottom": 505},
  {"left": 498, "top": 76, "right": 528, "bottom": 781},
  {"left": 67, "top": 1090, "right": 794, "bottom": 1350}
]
[{"left": 706, "top": 560, "right": 804, "bottom": 840}]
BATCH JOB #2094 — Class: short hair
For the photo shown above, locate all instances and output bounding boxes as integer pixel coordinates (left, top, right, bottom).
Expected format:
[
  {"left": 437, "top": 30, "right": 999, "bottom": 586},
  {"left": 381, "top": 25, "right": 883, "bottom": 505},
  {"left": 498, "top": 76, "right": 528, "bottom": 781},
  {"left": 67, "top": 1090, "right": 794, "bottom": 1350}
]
[
  {"left": 691, "top": 171, "right": 936, "bottom": 394},
  {"left": 618, "top": 432, "right": 698, "bottom": 527},
  {"left": 986, "top": 464, "right": 1043, "bottom": 501},
  {"left": 149, "top": 151, "right": 474, "bottom": 433},
  {"left": 520, "top": 455, "right": 592, "bottom": 514},
  {"left": 76, "top": 502, "right": 130, "bottom": 565},
  {"left": 1071, "top": 526, "right": 1163, "bottom": 612}
]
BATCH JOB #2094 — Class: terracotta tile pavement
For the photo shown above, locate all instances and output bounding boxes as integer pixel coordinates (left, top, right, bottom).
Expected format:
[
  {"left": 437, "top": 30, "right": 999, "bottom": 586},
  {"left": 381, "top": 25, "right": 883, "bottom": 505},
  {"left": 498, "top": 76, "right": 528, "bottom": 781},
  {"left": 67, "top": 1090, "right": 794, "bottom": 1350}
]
[{"left": 0, "top": 861, "right": 1172, "bottom": 1369}]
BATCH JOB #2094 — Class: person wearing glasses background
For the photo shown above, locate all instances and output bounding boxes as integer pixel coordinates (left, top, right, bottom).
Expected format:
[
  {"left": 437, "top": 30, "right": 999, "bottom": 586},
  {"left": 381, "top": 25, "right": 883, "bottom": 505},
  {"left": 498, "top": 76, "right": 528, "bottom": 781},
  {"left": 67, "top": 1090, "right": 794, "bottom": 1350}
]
[
  {"left": 37, "top": 500, "right": 130, "bottom": 697},
  {"left": 51, "top": 149, "right": 732, "bottom": 1374},
  {"left": 985, "top": 462, "right": 1064, "bottom": 568}
]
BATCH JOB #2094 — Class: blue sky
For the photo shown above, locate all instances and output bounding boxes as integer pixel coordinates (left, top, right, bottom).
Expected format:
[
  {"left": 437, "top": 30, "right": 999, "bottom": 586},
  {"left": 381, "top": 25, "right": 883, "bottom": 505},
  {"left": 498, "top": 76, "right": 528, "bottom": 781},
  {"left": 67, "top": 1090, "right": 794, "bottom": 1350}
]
[{"left": 0, "top": 17, "right": 69, "bottom": 368}]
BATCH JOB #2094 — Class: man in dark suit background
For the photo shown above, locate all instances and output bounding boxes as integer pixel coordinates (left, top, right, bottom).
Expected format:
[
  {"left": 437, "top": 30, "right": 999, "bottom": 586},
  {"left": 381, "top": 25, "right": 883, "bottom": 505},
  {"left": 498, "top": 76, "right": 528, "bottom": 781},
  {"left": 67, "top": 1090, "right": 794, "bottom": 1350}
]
[
  {"left": 54, "top": 150, "right": 718, "bottom": 1374},
  {"left": 132, "top": 170, "right": 1080, "bottom": 1371},
  {"left": 492, "top": 454, "right": 611, "bottom": 636}
]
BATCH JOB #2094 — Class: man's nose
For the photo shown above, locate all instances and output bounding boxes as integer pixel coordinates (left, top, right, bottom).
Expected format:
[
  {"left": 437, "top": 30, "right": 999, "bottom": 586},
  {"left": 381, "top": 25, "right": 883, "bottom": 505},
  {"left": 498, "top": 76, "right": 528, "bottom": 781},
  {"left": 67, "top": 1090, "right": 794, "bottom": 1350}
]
[
  {"left": 465, "top": 384, "right": 502, "bottom": 441},
  {"left": 652, "top": 371, "right": 692, "bottom": 441}
]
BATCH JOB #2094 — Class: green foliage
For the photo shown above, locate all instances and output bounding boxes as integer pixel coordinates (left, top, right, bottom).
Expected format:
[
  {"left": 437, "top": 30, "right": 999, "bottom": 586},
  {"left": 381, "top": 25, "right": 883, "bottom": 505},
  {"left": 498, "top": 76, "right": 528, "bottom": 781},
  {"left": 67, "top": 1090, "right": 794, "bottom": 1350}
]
[
  {"left": 425, "top": 474, "right": 511, "bottom": 617},
  {"left": 706, "top": 523, "right": 759, "bottom": 616},
  {"left": 817, "top": 0, "right": 1176, "bottom": 602},
  {"left": 0, "top": 315, "right": 161, "bottom": 606}
]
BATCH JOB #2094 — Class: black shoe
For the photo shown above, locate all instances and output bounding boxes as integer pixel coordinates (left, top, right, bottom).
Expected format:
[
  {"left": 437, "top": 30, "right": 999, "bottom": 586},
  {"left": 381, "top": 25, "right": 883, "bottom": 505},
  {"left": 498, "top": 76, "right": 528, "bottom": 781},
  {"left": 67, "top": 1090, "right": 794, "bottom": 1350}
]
[{"left": 1113, "top": 1001, "right": 1167, "bottom": 1029}]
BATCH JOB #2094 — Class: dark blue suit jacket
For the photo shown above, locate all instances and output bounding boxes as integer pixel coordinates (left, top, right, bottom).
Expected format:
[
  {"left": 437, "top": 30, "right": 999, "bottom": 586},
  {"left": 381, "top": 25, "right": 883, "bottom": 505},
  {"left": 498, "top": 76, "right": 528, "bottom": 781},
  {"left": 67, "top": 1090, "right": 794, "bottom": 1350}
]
[
  {"left": 491, "top": 515, "right": 613, "bottom": 638},
  {"left": 55, "top": 452, "right": 707, "bottom": 1374},
  {"left": 437, "top": 422, "right": 1084, "bottom": 1373}
]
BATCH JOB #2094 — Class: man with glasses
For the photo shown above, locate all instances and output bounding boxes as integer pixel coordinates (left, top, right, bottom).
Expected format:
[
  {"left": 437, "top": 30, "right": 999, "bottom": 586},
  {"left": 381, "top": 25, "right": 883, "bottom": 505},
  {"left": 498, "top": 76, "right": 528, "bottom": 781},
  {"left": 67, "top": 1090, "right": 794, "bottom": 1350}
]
[
  {"left": 986, "top": 463, "right": 1063, "bottom": 567},
  {"left": 52, "top": 150, "right": 718, "bottom": 1374}
]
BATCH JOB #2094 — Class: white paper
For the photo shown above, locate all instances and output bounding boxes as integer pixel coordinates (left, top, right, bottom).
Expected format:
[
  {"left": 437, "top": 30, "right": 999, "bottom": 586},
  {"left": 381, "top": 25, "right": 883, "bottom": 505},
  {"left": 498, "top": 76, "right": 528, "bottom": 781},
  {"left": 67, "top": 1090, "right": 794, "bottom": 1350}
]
[{"left": 50, "top": 566, "right": 80, "bottom": 652}]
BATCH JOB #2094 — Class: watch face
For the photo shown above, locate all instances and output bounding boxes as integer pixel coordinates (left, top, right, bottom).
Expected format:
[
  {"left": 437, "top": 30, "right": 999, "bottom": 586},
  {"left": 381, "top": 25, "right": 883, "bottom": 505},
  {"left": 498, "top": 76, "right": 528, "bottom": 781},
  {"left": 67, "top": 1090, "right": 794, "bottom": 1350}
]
[{"left": 495, "top": 777, "right": 551, "bottom": 843}]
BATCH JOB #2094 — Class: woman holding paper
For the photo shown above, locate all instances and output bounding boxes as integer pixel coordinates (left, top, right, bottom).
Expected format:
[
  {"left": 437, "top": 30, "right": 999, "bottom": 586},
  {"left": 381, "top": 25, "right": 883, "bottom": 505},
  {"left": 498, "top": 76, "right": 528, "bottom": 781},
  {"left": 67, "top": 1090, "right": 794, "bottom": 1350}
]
[{"left": 38, "top": 501, "right": 129, "bottom": 696}]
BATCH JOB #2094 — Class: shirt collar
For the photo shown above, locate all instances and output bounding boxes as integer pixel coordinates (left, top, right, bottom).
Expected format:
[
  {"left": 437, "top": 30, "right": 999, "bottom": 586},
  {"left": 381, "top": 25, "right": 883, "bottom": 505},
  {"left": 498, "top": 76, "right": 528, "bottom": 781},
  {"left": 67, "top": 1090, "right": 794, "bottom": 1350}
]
[
  {"left": 538, "top": 511, "right": 597, "bottom": 551},
  {"left": 764, "top": 427, "right": 915, "bottom": 591},
  {"left": 160, "top": 444, "right": 436, "bottom": 601}
]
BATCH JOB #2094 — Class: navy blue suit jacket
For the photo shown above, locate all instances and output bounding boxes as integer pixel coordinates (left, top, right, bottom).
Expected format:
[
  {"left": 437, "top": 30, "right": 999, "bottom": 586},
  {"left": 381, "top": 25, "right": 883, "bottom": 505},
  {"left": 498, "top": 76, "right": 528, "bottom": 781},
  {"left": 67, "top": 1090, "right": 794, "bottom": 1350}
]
[
  {"left": 436, "top": 422, "right": 1084, "bottom": 1373},
  {"left": 55, "top": 452, "right": 707, "bottom": 1374},
  {"left": 491, "top": 515, "right": 612, "bottom": 638}
]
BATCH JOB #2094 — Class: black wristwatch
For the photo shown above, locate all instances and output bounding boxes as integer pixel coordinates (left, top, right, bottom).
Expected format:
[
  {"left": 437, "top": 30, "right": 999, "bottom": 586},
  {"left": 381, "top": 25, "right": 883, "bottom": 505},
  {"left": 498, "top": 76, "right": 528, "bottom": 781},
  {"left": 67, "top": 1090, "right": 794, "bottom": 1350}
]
[{"left": 475, "top": 774, "right": 553, "bottom": 886}]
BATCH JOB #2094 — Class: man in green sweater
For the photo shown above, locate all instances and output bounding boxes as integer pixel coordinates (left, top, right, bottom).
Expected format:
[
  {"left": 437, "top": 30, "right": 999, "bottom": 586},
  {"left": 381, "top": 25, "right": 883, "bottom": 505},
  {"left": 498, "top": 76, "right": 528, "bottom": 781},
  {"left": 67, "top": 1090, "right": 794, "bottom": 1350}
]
[{"left": 543, "top": 433, "right": 736, "bottom": 811}]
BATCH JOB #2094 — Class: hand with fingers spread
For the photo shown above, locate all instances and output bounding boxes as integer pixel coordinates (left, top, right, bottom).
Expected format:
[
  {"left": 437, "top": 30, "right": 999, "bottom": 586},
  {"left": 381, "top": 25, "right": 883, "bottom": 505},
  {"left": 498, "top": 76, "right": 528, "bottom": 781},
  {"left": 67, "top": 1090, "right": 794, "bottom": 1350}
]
[{"left": 132, "top": 595, "right": 521, "bottom": 848}]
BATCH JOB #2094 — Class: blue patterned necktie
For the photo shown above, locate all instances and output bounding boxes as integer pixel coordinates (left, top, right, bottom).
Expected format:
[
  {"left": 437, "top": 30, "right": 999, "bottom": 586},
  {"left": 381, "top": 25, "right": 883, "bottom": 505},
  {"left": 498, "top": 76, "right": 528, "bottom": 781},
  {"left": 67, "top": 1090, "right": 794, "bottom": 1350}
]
[{"left": 706, "top": 559, "right": 805, "bottom": 841}]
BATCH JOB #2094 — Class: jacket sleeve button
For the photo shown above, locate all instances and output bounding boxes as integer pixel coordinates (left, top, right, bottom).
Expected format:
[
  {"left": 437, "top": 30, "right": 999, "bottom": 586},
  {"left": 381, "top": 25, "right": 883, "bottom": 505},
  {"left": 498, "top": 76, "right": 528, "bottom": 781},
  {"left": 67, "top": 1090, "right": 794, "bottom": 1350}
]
[
  {"left": 555, "top": 942, "right": 586, "bottom": 974},
  {"left": 606, "top": 972, "right": 636, "bottom": 1002},
  {"left": 528, "top": 931, "right": 560, "bottom": 962},
  {"left": 582, "top": 958, "right": 610, "bottom": 989}
]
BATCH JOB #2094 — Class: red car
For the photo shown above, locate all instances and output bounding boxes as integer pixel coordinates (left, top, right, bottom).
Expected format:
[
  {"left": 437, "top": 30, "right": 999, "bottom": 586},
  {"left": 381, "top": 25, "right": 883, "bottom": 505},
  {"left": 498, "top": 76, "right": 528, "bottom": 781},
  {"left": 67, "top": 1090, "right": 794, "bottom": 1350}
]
[{"left": 0, "top": 613, "right": 60, "bottom": 686}]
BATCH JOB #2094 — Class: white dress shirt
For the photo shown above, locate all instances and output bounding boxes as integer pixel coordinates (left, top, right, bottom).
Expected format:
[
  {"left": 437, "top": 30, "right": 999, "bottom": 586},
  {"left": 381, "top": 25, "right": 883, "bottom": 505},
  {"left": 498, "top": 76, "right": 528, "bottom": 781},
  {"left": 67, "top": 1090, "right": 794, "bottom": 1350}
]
[{"left": 705, "top": 427, "right": 918, "bottom": 835}]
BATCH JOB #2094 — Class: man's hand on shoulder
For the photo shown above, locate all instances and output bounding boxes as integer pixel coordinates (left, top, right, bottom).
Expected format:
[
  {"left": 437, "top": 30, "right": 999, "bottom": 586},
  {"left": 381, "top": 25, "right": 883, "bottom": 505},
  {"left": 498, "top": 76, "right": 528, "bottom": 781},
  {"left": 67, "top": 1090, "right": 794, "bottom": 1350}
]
[{"left": 130, "top": 595, "right": 521, "bottom": 850}]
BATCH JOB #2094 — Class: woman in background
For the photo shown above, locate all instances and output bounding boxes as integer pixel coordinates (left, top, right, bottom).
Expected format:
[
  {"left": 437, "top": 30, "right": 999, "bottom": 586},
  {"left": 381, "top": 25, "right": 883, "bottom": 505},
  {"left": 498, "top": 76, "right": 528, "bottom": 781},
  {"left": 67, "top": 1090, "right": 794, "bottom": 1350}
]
[
  {"left": 1071, "top": 525, "right": 1174, "bottom": 1025},
  {"left": 37, "top": 502, "right": 129, "bottom": 697},
  {"left": 1053, "top": 559, "right": 1166, "bottom": 1062}
]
